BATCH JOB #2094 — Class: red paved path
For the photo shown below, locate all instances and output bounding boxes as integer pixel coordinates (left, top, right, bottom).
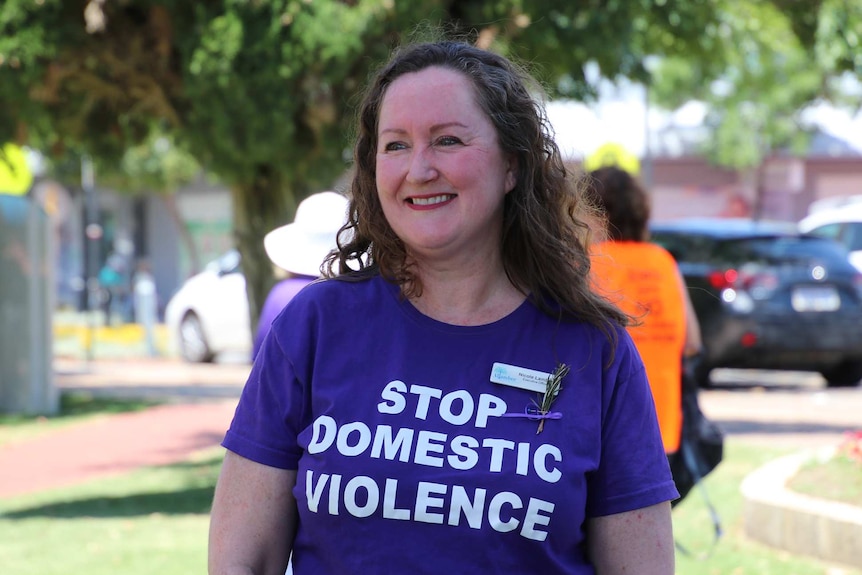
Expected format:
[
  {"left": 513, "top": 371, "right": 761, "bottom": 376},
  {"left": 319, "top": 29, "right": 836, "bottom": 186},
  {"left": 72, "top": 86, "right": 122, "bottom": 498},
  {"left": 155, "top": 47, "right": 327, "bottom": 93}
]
[
  {"left": 2, "top": 359, "right": 854, "bottom": 500},
  {"left": 0, "top": 358, "right": 248, "bottom": 499}
]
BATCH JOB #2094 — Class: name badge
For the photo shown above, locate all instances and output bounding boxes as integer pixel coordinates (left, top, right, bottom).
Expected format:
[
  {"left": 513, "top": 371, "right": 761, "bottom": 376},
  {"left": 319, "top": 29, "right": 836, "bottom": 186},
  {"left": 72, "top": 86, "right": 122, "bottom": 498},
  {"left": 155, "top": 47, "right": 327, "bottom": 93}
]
[{"left": 490, "top": 362, "right": 553, "bottom": 394}]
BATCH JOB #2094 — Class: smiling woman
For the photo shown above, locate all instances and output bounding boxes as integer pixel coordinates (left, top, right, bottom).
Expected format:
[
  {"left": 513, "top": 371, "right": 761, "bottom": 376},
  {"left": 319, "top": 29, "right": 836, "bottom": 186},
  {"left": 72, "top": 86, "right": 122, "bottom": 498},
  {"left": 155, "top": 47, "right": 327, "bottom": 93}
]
[
  {"left": 209, "top": 39, "right": 678, "bottom": 575},
  {"left": 374, "top": 65, "right": 517, "bottom": 286}
]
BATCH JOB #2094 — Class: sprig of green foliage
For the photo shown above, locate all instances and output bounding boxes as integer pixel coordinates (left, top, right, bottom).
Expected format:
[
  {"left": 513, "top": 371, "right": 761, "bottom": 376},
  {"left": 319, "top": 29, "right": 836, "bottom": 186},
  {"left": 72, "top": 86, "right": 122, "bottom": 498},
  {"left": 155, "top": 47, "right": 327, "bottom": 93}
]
[{"left": 535, "top": 363, "right": 569, "bottom": 434}]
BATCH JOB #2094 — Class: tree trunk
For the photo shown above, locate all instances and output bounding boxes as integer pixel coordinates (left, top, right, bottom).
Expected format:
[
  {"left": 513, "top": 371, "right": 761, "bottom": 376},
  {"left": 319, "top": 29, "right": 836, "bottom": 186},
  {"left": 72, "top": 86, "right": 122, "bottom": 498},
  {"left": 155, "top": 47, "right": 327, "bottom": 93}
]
[
  {"left": 158, "top": 193, "right": 200, "bottom": 274},
  {"left": 230, "top": 165, "right": 302, "bottom": 336},
  {"left": 752, "top": 162, "right": 766, "bottom": 221}
]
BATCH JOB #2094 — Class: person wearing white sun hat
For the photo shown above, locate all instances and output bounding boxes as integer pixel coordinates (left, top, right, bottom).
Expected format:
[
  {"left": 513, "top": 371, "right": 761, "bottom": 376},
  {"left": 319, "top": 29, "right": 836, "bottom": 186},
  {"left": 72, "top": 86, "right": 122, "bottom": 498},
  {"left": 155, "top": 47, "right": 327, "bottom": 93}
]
[{"left": 252, "top": 190, "right": 349, "bottom": 359}]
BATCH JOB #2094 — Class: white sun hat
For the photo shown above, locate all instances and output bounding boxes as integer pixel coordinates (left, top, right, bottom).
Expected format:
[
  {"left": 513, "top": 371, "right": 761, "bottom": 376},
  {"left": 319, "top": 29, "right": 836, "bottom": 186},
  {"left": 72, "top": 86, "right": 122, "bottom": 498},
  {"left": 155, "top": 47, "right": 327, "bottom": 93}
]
[{"left": 263, "top": 191, "right": 349, "bottom": 277}]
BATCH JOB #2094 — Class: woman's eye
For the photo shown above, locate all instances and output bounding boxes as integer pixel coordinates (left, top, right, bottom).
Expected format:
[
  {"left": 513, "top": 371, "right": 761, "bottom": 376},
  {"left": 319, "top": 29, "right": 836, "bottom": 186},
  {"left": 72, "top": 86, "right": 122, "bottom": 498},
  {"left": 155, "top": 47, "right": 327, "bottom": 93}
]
[
  {"left": 382, "top": 141, "right": 407, "bottom": 152},
  {"left": 436, "top": 136, "right": 462, "bottom": 147}
]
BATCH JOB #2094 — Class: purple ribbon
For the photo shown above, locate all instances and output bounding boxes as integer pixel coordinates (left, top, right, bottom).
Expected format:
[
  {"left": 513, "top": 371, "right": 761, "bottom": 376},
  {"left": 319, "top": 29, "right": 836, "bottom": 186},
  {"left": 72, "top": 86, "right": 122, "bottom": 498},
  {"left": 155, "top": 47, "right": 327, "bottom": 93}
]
[{"left": 502, "top": 406, "right": 563, "bottom": 421}]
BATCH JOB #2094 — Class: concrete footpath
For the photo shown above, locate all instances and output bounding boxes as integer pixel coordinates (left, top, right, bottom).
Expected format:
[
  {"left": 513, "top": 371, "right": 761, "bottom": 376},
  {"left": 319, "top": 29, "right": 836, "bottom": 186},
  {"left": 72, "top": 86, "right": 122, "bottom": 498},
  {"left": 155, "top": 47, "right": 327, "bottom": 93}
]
[{"left": 0, "top": 357, "right": 251, "bottom": 499}]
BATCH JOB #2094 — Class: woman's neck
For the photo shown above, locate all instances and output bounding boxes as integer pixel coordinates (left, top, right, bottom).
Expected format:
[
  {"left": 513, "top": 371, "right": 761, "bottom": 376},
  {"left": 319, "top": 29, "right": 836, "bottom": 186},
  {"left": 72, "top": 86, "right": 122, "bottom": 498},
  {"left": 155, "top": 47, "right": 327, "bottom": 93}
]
[{"left": 407, "top": 257, "right": 525, "bottom": 326}]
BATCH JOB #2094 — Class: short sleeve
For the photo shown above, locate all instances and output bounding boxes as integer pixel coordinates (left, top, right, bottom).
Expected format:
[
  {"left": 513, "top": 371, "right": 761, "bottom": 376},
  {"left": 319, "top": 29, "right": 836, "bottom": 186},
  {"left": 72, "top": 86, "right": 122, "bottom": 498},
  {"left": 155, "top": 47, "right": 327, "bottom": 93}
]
[
  {"left": 586, "top": 331, "right": 679, "bottom": 516},
  {"left": 222, "top": 320, "right": 308, "bottom": 469}
]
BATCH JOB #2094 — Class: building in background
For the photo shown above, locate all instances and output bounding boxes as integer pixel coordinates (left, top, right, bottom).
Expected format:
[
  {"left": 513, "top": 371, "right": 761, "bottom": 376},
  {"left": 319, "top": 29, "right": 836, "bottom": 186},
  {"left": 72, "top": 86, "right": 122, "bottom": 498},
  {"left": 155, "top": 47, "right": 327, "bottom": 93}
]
[{"left": 36, "top": 174, "right": 233, "bottom": 321}]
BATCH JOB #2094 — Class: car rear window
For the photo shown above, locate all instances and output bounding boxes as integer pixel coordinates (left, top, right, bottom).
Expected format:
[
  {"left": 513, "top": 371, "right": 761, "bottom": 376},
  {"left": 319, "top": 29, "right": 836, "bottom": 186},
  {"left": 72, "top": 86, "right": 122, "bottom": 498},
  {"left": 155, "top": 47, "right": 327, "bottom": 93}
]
[
  {"left": 652, "top": 231, "right": 851, "bottom": 267},
  {"left": 650, "top": 232, "right": 712, "bottom": 262},
  {"left": 713, "top": 236, "right": 851, "bottom": 267}
]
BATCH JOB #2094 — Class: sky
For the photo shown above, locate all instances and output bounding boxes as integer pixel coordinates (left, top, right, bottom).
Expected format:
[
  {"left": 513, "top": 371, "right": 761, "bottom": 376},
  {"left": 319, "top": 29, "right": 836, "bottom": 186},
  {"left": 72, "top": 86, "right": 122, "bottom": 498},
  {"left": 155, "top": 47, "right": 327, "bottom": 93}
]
[{"left": 546, "top": 82, "right": 862, "bottom": 162}]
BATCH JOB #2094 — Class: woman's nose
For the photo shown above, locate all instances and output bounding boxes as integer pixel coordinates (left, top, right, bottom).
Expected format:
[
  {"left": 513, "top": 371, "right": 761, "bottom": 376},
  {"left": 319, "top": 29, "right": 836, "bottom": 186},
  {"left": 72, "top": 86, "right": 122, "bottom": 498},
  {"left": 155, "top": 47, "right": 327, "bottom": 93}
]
[{"left": 406, "top": 146, "right": 438, "bottom": 183}]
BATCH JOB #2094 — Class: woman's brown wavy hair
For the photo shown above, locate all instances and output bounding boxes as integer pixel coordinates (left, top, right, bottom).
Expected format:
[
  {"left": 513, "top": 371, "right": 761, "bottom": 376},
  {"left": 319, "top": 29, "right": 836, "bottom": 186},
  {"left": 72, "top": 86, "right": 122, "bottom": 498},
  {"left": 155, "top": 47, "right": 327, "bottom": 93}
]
[{"left": 324, "top": 40, "right": 627, "bottom": 329}]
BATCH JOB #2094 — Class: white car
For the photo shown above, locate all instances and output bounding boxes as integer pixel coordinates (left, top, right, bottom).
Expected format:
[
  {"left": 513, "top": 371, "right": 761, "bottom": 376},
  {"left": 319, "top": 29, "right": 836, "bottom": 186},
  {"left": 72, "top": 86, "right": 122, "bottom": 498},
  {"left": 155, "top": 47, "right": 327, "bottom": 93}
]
[
  {"left": 799, "top": 199, "right": 862, "bottom": 272},
  {"left": 164, "top": 250, "right": 252, "bottom": 363}
]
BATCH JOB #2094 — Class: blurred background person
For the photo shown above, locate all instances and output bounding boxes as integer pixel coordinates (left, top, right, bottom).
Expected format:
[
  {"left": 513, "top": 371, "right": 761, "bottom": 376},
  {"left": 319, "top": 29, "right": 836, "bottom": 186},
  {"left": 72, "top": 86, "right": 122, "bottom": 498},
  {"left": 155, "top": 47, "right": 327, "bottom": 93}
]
[
  {"left": 719, "top": 191, "right": 753, "bottom": 218},
  {"left": 586, "top": 166, "right": 703, "bottom": 456},
  {"left": 252, "top": 190, "right": 349, "bottom": 360},
  {"left": 97, "top": 250, "right": 130, "bottom": 326},
  {"left": 133, "top": 258, "right": 159, "bottom": 356}
]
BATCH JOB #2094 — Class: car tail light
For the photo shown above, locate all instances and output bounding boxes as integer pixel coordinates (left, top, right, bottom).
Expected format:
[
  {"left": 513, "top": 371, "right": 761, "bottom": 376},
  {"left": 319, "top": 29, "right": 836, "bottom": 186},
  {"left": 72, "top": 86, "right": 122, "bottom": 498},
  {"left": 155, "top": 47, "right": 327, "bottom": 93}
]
[
  {"left": 740, "top": 332, "right": 757, "bottom": 347},
  {"left": 708, "top": 269, "right": 738, "bottom": 289},
  {"left": 708, "top": 269, "right": 778, "bottom": 299}
]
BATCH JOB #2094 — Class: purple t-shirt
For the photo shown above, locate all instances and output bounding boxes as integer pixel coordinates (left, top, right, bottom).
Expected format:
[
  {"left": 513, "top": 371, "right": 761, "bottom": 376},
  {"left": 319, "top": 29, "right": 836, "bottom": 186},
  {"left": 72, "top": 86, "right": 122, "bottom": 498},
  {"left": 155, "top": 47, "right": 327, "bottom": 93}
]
[
  {"left": 252, "top": 276, "right": 316, "bottom": 360},
  {"left": 224, "top": 275, "right": 678, "bottom": 574}
]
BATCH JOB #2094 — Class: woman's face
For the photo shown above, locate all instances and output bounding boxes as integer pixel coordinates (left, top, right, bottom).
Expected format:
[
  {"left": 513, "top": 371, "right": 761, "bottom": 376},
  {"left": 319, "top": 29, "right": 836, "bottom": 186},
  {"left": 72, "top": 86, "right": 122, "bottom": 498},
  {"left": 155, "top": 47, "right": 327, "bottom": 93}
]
[{"left": 375, "top": 66, "right": 517, "bottom": 264}]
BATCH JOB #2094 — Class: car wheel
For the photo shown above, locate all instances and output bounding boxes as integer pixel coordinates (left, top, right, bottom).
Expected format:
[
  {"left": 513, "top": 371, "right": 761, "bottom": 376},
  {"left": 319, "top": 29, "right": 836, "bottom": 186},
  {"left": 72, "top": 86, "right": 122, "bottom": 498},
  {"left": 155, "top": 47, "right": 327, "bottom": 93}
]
[
  {"left": 820, "top": 360, "right": 862, "bottom": 388},
  {"left": 179, "top": 312, "right": 215, "bottom": 363}
]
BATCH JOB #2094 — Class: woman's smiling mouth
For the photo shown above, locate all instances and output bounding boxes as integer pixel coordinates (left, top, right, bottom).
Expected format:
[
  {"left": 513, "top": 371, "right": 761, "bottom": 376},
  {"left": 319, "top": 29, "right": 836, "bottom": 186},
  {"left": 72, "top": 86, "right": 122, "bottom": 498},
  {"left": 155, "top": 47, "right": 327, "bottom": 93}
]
[{"left": 409, "top": 194, "right": 455, "bottom": 206}]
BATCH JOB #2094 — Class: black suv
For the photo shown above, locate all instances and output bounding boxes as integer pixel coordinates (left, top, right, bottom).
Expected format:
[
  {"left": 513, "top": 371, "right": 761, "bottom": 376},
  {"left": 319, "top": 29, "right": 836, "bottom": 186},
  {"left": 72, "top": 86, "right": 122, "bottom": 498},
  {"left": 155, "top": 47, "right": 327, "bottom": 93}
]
[{"left": 650, "top": 218, "right": 862, "bottom": 388}]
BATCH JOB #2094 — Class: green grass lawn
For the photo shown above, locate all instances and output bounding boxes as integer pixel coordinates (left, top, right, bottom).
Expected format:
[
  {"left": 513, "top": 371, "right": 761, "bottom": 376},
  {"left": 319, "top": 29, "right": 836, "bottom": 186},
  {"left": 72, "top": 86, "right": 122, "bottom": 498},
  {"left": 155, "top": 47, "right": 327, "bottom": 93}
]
[
  {"left": 673, "top": 440, "right": 861, "bottom": 575},
  {"left": 2, "top": 397, "right": 860, "bottom": 575},
  {"left": 0, "top": 449, "right": 222, "bottom": 575},
  {"left": 788, "top": 451, "right": 862, "bottom": 508}
]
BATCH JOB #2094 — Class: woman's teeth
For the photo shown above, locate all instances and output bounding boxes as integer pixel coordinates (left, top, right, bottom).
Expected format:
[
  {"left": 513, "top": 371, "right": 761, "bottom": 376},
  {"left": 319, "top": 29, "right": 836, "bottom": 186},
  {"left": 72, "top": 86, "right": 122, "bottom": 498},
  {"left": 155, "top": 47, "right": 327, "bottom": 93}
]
[{"left": 411, "top": 194, "right": 452, "bottom": 206}]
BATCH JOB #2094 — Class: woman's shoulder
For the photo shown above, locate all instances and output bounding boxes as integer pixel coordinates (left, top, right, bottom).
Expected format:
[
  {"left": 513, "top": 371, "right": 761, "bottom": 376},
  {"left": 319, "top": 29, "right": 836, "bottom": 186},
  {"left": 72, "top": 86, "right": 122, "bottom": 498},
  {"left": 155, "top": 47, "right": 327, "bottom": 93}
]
[
  {"left": 565, "top": 314, "right": 640, "bottom": 372},
  {"left": 267, "top": 274, "right": 396, "bottom": 350},
  {"left": 282, "top": 273, "right": 390, "bottom": 316},
  {"left": 300, "top": 272, "right": 384, "bottom": 295}
]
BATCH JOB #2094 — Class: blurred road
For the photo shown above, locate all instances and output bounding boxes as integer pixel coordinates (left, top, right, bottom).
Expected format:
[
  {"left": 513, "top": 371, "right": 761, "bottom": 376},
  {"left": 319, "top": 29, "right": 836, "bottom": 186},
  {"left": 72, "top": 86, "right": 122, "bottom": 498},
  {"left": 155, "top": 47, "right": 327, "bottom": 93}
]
[{"left": 702, "top": 368, "right": 861, "bottom": 448}]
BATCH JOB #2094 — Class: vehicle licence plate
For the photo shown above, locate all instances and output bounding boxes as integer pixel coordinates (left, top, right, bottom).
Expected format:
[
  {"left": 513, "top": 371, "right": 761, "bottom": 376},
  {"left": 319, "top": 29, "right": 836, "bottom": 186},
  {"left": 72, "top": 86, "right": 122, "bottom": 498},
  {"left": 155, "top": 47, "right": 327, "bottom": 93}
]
[{"left": 791, "top": 286, "right": 840, "bottom": 312}]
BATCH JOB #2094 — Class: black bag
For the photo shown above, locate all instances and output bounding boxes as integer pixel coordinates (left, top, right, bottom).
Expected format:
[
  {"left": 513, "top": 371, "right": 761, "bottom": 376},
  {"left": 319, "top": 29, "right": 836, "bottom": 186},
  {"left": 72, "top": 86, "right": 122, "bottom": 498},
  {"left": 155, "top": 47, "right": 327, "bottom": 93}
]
[
  {"left": 668, "top": 354, "right": 724, "bottom": 506},
  {"left": 668, "top": 354, "right": 725, "bottom": 557}
]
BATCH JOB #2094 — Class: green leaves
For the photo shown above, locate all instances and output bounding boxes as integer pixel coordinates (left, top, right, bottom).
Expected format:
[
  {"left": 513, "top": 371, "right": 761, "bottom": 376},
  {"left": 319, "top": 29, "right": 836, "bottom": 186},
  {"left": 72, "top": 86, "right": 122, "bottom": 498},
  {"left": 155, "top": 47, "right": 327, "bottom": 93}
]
[
  {"left": 814, "top": 0, "right": 862, "bottom": 75},
  {"left": 650, "top": 0, "right": 856, "bottom": 171},
  {"left": 189, "top": 13, "right": 244, "bottom": 82},
  {"left": 2, "top": 0, "right": 859, "bottom": 327}
]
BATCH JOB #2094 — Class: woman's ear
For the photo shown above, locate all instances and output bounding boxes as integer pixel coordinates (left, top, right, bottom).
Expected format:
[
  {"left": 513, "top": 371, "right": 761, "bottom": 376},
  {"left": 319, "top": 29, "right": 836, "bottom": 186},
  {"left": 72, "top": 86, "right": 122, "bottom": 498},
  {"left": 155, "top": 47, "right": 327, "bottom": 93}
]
[{"left": 504, "top": 154, "right": 518, "bottom": 193}]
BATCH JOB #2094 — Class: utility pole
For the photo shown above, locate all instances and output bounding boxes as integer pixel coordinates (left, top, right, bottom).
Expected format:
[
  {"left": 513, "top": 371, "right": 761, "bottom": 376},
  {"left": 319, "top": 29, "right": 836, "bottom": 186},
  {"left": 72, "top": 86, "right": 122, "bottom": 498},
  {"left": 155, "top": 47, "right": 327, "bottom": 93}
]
[
  {"left": 642, "top": 82, "right": 653, "bottom": 191},
  {"left": 82, "top": 155, "right": 100, "bottom": 362}
]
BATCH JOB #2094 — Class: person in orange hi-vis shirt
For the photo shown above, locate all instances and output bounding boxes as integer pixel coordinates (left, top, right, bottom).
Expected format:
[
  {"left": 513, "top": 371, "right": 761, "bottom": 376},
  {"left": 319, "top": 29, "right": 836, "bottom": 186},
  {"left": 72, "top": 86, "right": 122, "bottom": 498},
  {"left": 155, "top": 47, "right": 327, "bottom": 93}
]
[{"left": 585, "top": 167, "right": 702, "bottom": 454}]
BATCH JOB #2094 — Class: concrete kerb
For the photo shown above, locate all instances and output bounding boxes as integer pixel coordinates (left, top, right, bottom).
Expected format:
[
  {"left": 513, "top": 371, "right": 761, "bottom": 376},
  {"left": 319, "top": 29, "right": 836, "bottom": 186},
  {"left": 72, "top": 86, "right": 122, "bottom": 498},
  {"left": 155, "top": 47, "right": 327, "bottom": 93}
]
[
  {"left": 54, "top": 357, "right": 249, "bottom": 403},
  {"left": 741, "top": 446, "right": 862, "bottom": 570}
]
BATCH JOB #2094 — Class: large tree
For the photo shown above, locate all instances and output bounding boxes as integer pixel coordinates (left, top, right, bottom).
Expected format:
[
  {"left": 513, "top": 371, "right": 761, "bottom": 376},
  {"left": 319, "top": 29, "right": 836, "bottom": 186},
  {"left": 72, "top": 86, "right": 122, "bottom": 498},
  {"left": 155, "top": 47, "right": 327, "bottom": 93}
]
[
  {"left": 0, "top": 0, "right": 846, "bottom": 325},
  {"left": 648, "top": 0, "right": 862, "bottom": 217}
]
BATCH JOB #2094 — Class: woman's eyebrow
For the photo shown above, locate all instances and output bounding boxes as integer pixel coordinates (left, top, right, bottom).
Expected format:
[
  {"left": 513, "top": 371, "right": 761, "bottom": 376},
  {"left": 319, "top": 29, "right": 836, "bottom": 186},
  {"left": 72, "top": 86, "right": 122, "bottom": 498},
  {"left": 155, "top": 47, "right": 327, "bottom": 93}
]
[{"left": 379, "top": 121, "right": 469, "bottom": 137}]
